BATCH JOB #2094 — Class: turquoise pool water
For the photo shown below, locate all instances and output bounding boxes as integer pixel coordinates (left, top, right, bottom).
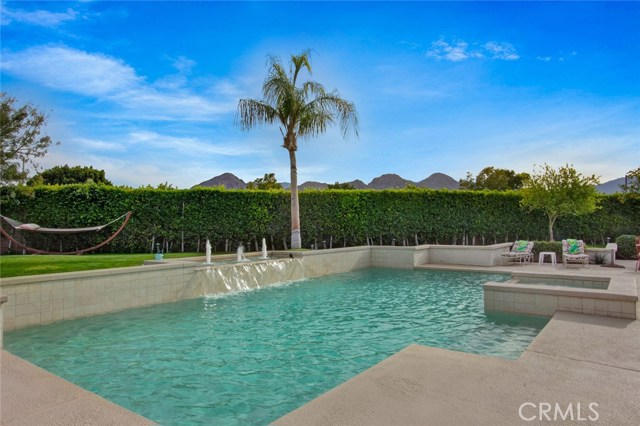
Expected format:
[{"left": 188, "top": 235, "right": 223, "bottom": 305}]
[{"left": 5, "top": 269, "right": 547, "bottom": 426}]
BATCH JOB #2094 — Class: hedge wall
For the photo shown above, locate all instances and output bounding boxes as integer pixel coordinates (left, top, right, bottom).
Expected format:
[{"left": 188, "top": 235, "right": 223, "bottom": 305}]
[{"left": 1, "top": 185, "right": 638, "bottom": 253}]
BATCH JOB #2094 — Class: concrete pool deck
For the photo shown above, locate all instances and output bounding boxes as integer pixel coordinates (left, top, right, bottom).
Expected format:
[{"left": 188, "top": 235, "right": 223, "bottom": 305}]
[
  {"left": 1, "top": 260, "right": 638, "bottom": 425},
  {"left": 0, "top": 351, "right": 155, "bottom": 426},
  {"left": 273, "top": 311, "right": 640, "bottom": 425}
]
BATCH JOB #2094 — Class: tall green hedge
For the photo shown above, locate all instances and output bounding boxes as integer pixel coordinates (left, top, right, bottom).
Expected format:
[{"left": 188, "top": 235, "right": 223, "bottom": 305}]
[{"left": 1, "top": 185, "right": 638, "bottom": 253}]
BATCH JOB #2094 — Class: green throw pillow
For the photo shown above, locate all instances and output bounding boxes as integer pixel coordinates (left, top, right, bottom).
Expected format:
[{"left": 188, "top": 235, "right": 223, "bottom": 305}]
[
  {"left": 567, "top": 239, "right": 581, "bottom": 254},
  {"left": 515, "top": 240, "right": 529, "bottom": 252}
]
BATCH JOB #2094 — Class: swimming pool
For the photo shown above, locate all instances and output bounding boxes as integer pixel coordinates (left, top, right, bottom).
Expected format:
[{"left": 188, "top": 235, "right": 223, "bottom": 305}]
[{"left": 4, "top": 268, "right": 547, "bottom": 426}]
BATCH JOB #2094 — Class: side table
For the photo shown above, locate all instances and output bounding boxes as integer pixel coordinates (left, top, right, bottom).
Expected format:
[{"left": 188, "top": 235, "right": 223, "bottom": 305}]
[{"left": 538, "top": 251, "right": 556, "bottom": 267}]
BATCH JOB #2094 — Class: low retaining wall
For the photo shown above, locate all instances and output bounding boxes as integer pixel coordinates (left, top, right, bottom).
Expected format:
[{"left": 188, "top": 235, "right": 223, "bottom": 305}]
[
  {"left": 281, "top": 247, "right": 371, "bottom": 278},
  {"left": 0, "top": 243, "right": 515, "bottom": 333},
  {"left": 293, "top": 242, "right": 508, "bottom": 273},
  {"left": 426, "top": 243, "right": 511, "bottom": 266},
  {"left": 0, "top": 262, "right": 199, "bottom": 332}
]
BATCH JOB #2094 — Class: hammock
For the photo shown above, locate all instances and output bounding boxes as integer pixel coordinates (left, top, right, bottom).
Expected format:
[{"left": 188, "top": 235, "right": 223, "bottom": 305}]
[{"left": 0, "top": 212, "right": 132, "bottom": 255}]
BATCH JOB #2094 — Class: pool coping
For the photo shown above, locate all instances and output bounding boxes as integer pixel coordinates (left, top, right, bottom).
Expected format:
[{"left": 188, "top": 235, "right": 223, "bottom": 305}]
[{"left": 1, "top": 257, "right": 638, "bottom": 425}]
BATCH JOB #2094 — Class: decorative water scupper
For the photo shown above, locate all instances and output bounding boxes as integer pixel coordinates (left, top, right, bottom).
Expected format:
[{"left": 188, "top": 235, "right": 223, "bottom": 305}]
[{"left": 198, "top": 258, "right": 304, "bottom": 296}]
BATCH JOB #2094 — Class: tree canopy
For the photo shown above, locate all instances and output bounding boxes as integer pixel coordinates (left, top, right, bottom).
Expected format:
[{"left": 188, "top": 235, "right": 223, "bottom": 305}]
[
  {"left": 28, "top": 164, "right": 112, "bottom": 186},
  {"left": 1, "top": 92, "right": 57, "bottom": 185},
  {"left": 246, "top": 173, "right": 282, "bottom": 190},
  {"left": 327, "top": 182, "right": 356, "bottom": 190},
  {"left": 236, "top": 50, "right": 358, "bottom": 248},
  {"left": 520, "top": 164, "right": 600, "bottom": 241},
  {"left": 620, "top": 166, "right": 640, "bottom": 196},
  {"left": 459, "top": 167, "right": 530, "bottom": 191}
]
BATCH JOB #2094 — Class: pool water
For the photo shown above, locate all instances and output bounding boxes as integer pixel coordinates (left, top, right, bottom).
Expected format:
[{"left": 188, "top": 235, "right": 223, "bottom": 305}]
[{"left": 5, "top": 269, "right": 547, "bottom": 426}]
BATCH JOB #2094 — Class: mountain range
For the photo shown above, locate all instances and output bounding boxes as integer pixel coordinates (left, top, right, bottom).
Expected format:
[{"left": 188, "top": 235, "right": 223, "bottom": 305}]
[
  {"left": 195, "top": 172, "right": 460, "bottom": 190},
  {"left": 594, "top": 177, "right": 626, "bottom": 194},
  {"left": 195, "top": 172, "right": 627, "bottom": 193}
]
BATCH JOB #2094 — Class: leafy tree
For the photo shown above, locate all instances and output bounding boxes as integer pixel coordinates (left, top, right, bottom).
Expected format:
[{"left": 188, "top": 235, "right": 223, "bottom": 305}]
[
  {"left": 139, "top": 181, "right": 176, "bottom": 190},
  {"left": 620, "top": 166, "right": 640, "bottom": 195},
  {"left": 28, "top": 164, "right": 112, "bottom": 186},
  {"left": 459, "top": 167, "right": 530, "bottom": 190},
  {"left": 1, "top": 92, "right": 57, "bottom": 185},
  {"left": 520, "top": 164, "right": 599, "bottom": 241},
  {"left": 247, "top": 173, "right": 282, "bottom": 190},
  {"left": 237, "top": 51, "right": 358, "bottom": 248},
  {"left": 458, "top": 172, "right": 477, "bottom": 190},
  {"left": 327, "top": 181, "right": 355, "bottom": 190},
  {"left": 155, "top": 182, "right": 176, "bottom": 190}
]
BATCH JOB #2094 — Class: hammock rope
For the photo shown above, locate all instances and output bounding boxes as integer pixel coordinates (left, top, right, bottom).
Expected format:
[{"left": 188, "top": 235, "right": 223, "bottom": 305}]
[
  {"left": 0, "top": 212, "right": 132, "bottom": 255},
  {"left": 1, "top": 212, "right": 130, "bottom": 234}
]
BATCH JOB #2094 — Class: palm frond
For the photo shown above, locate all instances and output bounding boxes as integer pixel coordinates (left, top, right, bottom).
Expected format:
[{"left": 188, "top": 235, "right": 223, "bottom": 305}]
[
  {"left": 237, "top": 50, "right": 358, "bottom": 141},
  {"left": 301, "top": 81, "right": 327, "bottom": 99},
  {"left": 298, "top": 109, "right": 333, "bottom": 138},
  {"left": 301, "top": 92, "right": 359, "bottom": 139},
  {"left": 236, "top": 99, "right": 277, "bottom": 130},
  {"left": 291, "top": 50, "right": 312, "bottom": 85}
]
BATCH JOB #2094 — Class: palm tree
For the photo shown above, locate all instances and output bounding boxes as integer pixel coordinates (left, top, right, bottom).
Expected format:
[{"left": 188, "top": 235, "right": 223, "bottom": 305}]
[{"left": 237, "top": 51, "right": 358, "bottom": 249}]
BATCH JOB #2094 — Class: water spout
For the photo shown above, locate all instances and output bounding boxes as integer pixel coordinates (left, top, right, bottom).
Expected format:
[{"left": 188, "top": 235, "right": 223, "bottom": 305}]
[
  {"left": 205, "top": 239, "right": 212, "bottom": 264},
  {"left": 237, "top": 244, "right": 248, "bottom": 262},
  {"left": 199, "top": 258, "right": 305, "bottom": 296},
  {"left": 260, "top": 237, "right": 269, "bottom": 259}
]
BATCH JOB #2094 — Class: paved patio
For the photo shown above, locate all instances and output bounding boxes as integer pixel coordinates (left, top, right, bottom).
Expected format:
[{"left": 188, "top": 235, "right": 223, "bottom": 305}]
[
  {"left": 1, "top": 260, "right": 638, "bottom": 425},
  {"left": 0, "top": 351, "right": 154, "bottom": 426},
  {"left": 274, "top": 260, "right": 640, "bottom": 426},
  {"left": 273, "top": 312, "right": 640, "bottom": 425}
]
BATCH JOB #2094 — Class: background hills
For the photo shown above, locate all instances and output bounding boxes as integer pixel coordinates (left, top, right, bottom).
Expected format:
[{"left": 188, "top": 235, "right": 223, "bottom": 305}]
[
  {"left": 195, "top": 172, "right": 625, "bottom": 193},
  {"left": 195, "top": 172, "right": 460, "bottom": 190}
]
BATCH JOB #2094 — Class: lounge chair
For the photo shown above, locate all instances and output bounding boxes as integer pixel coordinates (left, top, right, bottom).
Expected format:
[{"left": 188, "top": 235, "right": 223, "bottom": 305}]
[
  {"left": 562, "top": 239, "right": 589, "bottom": 267},
  {"left": 501, "top": 240, "right": 534, "bottom": 265}
]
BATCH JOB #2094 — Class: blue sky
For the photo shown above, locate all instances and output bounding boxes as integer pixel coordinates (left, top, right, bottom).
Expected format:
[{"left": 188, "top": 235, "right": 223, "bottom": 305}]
[{"left": 1, "top": 1, "right": 638, "bottom": 188}]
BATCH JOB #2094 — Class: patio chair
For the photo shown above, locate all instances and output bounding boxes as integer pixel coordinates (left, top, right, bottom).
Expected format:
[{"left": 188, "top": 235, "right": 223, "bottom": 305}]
[
  {"left": 501, "top": 240, "right": 534, "bottom": 265},
  {"left": 562, "top": 239, "right": 589, "bottom": 267}
]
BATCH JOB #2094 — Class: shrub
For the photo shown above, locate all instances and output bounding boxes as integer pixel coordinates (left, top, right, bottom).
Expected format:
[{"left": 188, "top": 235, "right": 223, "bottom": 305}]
[
  {"left": 593, "top": 253, "right": 607, "bottom": 265},
  {"left": 1, "top": 185, "right": 638, "bottom": 253},
  {"left": 532, "top": 241, "right": 563, "bottom": 261},
  {"left": 615, "top": 235, "right": 638, "bottom": 259}
]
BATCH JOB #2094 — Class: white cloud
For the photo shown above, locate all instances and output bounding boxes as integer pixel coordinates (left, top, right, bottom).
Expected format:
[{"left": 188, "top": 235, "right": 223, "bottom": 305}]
[
  {"left": 536, "top": 51, "right": 577, "bottom": 62},
  {"left": 483, "top": 42, "right": 519, "bottom": 61},
  {"left": 427, "top": 39, "right": 519, "bottom": 62},
  {"left": 427, "top": 40, "right": 477, "bottom": 62},
  {"left": 127, "top": 131, "right": 267, "bottom": 157},
  {"left": 1, "top": 3, "right": 78, "bottom": 27},
  {"left": 1, "top": 46, "right": 140, "bottom": 96},
  {"left": 172, "top": 56, "right": 197, "bottom": 74},
  {"left": 72, "top": 137, "right": 127, "bottom": 152},
  {"left": 0, "top": 45, "right": 240, "bottom": 121}
]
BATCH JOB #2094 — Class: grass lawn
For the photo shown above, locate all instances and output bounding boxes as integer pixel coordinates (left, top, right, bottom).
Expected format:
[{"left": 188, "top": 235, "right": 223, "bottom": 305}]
[{"left": 0, "top": 252, "right": 202, "bottom": 278}]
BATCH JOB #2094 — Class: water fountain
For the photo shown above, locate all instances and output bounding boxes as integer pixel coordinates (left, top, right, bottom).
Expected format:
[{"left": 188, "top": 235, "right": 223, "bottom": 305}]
[
  {"left": 260, "top": 238, "right": 269, "bottom": 260},
  {"left": 198, "top": 258, "right": 305, "bottom": 296},
  {"left": 193, "top": 238, "right": 304, "bottom": 297},
  {"left": 237, "top": 244, "right": 248, "bottom": 262},
  {"left": 205, "top": 239, "right": 212, "bottom": 264}
]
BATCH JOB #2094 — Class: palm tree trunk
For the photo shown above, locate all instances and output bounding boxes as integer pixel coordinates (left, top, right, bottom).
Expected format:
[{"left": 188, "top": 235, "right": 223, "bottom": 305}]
[{"left": 289, "top": 148, "right": 302, "bottom": 249}]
